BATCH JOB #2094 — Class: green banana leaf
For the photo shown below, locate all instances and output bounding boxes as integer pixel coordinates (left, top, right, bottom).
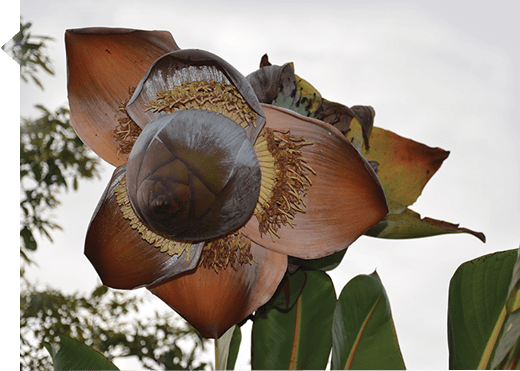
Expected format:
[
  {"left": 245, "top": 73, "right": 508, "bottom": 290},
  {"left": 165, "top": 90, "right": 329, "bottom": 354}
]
[
  {"left": 331, "top": 271, "right": 405, "bottom": 370},
  {"left": 448, "top": 249, "right": 517, "bottom": 369},
  {"left": 251, "top": 270, "right": 336, "bottom": 369}
]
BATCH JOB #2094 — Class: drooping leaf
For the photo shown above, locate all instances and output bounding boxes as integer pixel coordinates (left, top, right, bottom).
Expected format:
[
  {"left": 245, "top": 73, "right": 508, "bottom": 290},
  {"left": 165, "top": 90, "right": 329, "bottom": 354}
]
[
  {"left": 44, "top": 335, "right": 119, "bottom": 370},
  {"left": 360, "top": 111, "right": 485, "bottom": 244},
  {"left": 331, "top": 271, "right": 405, "bottom": 370},
  {"left": 365, "top": 208, "right": 486, "bottom": 242},
  {"left": 448, "top": 249, "right": 517, "bottom": 369},
  {"left": 252, "top": 270, "right": 336, "bottom": 370}
]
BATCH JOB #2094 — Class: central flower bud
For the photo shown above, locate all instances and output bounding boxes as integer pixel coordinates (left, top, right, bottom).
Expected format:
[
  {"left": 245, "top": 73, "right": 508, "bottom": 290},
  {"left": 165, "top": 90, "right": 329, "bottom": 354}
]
[
  {"left": 149, "top": 182, "right": 187, "bottom": 215},
  {"left": 126, "top": 109, "right": 261, "bottom": 241}
]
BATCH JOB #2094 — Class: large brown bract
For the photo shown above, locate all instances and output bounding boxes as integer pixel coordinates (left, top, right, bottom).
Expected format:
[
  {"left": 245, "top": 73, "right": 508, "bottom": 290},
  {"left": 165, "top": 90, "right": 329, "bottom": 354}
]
[{"left": 126, "top": 109, "right": 261, "bottom": 240}]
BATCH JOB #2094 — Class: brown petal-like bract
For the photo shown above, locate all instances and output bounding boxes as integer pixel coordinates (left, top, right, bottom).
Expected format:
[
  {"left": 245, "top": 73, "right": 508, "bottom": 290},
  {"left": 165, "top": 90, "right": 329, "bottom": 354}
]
[
  {"left": 65, "top": 27, "right": 180, "bottom": 166},
  {"left": 85, "top": 165, "right": 203, "bottom": 289},
  {"left": 126, "top": 110, "right": 261, "bottom": 240},
  {"left": 126, "top": 49, "right": 266, "bottom": 143},
  {"left": 148, "top": 241, "right": 287, "bottom": 339},
  {"left": 242, "top": 104, "right": 388, "bottom": 259}
]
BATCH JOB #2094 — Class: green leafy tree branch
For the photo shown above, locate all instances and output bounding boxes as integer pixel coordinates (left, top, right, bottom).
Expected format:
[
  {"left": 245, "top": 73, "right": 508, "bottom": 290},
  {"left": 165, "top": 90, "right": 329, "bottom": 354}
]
[{"left": 21, "top": 277, "right": 209, "bottom": 370}]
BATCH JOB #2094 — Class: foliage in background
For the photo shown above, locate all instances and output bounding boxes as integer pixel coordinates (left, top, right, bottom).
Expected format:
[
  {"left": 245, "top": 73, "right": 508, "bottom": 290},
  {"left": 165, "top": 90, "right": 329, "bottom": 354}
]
[
  {"left": 20, "top": 105, "right": 100, "bottom": 262},
  {"left": 12, "top": 20, "right": 209, "bottom": 369},
  {"left": 20, "top": 278, "right": 208, "bottom": 370},
  {"left": 3, "top": 20, "right": 54, "bottom": 88}
]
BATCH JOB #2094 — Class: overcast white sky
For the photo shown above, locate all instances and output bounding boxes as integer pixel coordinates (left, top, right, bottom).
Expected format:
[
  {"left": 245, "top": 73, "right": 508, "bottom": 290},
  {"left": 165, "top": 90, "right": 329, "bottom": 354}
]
[{"left": 6, "top": 0, "right": 520, "bottom": 369}]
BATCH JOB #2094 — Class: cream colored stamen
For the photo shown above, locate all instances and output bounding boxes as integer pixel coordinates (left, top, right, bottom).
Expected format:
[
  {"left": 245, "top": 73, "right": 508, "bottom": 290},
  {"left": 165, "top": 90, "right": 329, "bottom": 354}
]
[
  {"left": 114, "top": 87, "right": 142, "bottom": 158},
  {"left": 253, "top": 128, "right": 316, "bottom": 242},
  {"left": 198, "top": 231, "right": 256, "bottom": 273},
  {"left": 145, "top": 80, "right": 257, "bottom": 130}
]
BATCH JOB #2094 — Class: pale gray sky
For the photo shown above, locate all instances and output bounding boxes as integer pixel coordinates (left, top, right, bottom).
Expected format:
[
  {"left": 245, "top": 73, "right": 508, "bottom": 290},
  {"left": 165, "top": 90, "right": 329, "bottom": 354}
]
[{"left": 9, "top": 0, "right": 520, "bottom": 369}]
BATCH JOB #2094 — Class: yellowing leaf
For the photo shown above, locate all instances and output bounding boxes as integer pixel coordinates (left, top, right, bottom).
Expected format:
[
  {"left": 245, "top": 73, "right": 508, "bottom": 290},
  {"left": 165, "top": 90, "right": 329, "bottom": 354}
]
[
  {"left": 362, "top": 127, "right": 449, "bottom": 213},
  {"left": 345, "top": 116, "right": 365, "bottom": 153},
  {"left": 294, "top": 73, "right": 323, "bottom": 114},
  {"left": 247, "top": 55, "right": 374, "bottom": 149}
]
